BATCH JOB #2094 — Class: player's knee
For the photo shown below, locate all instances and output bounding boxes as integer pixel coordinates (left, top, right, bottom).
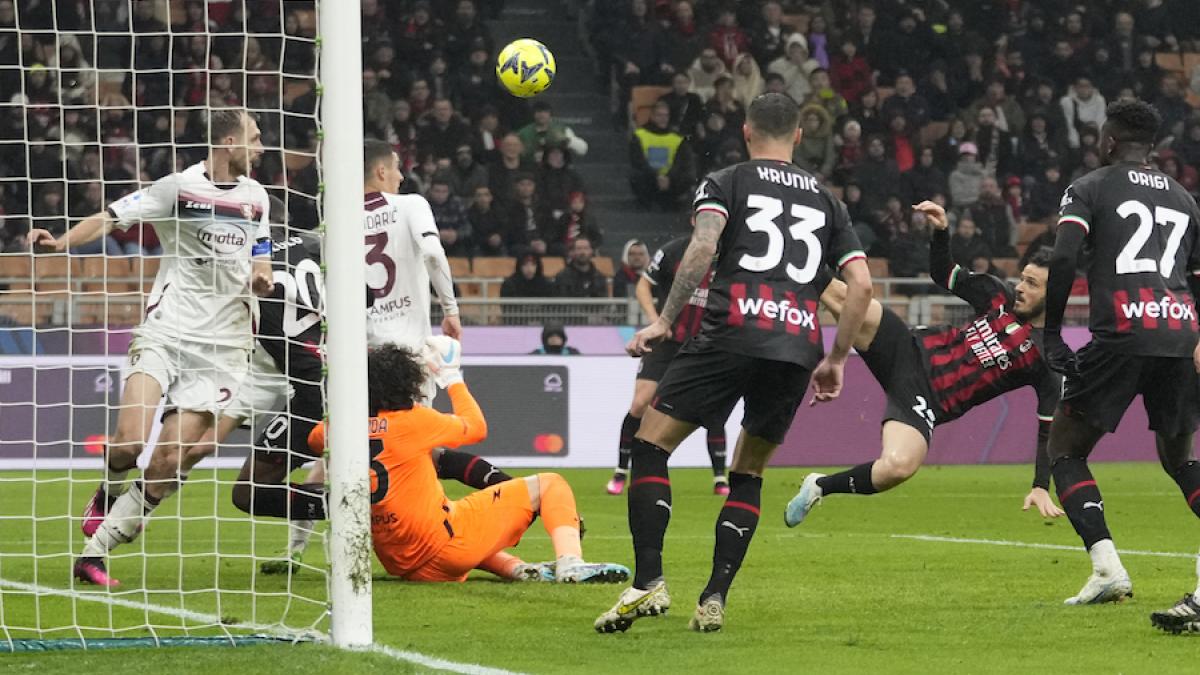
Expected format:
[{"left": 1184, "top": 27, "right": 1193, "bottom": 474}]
[
  {"left": 107, "top": 433, "right": 143, "bottom": 464},
  {"left": 536, "top": 472, "right": 568, "bottom": 495},
  {"left": 879, "top": 452, "right": 921, "bottom": 482},
  {"left": 629, "top": 399, "right": 649, "bottom": 417}
]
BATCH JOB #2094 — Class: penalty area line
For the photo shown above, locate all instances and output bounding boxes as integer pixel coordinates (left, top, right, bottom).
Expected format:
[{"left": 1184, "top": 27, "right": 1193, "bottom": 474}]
[{"left": 893, "top": 534, "right": 1197, "bottom": 559}]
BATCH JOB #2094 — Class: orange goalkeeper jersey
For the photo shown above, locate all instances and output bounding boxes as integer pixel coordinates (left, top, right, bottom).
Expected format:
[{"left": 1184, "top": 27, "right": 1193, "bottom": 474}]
[{"left": 308, "top": 382, "right": 488, "bottom": 576}]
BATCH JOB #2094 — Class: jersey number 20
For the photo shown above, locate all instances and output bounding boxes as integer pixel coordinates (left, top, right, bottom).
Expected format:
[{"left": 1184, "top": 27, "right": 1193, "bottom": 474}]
[
  {"left": 739, "top": 194, "right": 826, "bottom": 283},
  {"left": 1115, "top": 199, "right": 1190, "bottom": 277}
]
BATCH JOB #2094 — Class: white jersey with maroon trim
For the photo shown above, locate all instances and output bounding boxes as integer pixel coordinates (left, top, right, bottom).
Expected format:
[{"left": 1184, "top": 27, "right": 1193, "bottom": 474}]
[{"left": 106, "top": 162, "right": 270, "bottom": 349}]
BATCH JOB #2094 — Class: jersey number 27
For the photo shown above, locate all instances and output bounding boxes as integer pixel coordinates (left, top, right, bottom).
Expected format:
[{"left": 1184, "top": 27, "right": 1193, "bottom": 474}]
[
  {"left": 1115, "top": 199, "right": 1190, "bottom": 277},
  {"left": 739, "top": 194, "right": 826, "bottom": 284}
]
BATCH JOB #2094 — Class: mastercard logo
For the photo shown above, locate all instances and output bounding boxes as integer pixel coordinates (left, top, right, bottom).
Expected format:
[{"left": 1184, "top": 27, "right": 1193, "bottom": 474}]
[
  {"left": 83, "top": 434, "right": 107, "bottom": 456},
  {"left": 533, "top": 434, "right": 564, "bottom": 454}
]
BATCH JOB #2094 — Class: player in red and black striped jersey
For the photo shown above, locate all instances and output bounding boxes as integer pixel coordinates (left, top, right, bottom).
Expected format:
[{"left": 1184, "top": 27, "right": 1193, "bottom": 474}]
[
  {"left": 784, "top": 201, "right": 1064, "bottom": 529},
  {"left": 605, "top": 234, "right": 731, "bottom": 497},
  {"left": 1041, "top": 101, "right": 1200, "bottom": 614},
  {"left": 595, "top": 93, "right": 873, "bottom": 634}
]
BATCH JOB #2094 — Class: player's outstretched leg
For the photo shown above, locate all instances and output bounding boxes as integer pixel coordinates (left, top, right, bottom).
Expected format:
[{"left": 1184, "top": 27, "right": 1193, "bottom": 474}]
[
  {"left": 786, "top": 422, "right": 927, "bottom": 527},
  {"left": 527, "top": 473, "right": 628, "bottom": 584},
  {"left": 1150, "top": 437, "right": 1200, "bottom": 633},
  {"left": 607, "top": 413, "right": 640, "bottom": 495},
  {"left": 707, "top": 427, "right": 729, "bottom": 495},
  {"left": 435, "top": 448, "right": 512, "bottom": 489},
  {"left": 82, "top": 374, "right": 162, "bottom": 537}
]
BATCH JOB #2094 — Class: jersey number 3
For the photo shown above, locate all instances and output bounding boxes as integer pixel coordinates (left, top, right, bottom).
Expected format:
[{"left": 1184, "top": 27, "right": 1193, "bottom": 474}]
[
  {"left": 739, "top": 194, "right": 825, "bottom": 284},
  {"left": 1115, "top": 199, "right": 1190, "bottom": 277}
]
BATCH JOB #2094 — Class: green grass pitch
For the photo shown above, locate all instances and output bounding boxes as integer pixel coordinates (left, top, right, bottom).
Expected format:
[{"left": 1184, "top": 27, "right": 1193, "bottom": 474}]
[{"left": 2, "top": 463, "right": 1200, "bottom": 674}]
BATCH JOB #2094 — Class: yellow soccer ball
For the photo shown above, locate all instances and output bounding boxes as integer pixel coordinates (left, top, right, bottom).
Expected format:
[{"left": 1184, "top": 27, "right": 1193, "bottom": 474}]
[{"left": 496, "top": 38, "right": 556, "bottom": 98}]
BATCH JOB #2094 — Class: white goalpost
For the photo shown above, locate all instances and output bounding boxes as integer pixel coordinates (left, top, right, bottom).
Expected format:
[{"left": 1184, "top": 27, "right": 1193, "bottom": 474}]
[{"left": 0, "top": 0, "right": 370, "bottom": 653}]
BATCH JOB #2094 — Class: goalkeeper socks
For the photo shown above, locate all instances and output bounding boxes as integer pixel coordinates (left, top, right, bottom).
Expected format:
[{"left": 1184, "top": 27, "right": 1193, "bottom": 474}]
[
  {"left": 817, "top": 462, "right": 878, "bottom": 495},
  {"left": 1170, "top": 460, "right": 1200, "bottom": 519},
  {"left": 82, "top": 481, "right": 153, "bottom": 556},
  {"left": 706, "top": 428, "right": 727, "bottom": 478},
  {"left": 1052, "top": 456, "right": 1112, "bottom": 551},
  {"left": 700, "top": 472, "right": 761, "bottom": 603},
  {"left": 537, "top": 473, "right": 583, "bottom": 559},
  {"left": 628, "top": 438, "right": 671, "bottom": 589},
  {"left": 436, "top": 449, "right": 512, "bottom": 489},
  {"left": 616, "top": 413, "right": 640, "bottom": 475}
]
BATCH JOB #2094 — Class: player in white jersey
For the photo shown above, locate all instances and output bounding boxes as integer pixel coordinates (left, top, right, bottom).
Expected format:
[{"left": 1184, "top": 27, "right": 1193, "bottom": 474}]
[{"left": 30, "top": 110, "right": 273, "bottom": 587}]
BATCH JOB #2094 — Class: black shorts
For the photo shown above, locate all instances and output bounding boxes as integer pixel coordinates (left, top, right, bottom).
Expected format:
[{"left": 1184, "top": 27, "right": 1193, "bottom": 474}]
[
  {"left": 652, "top": 343, "right": 811, "bottom": 445},
  {"left": 1061, "top": 342, "right": 1200, "bottom": 436},
  {"left": 858, "top": 307, "right": 939, "bottom": 443},
  {"left": 637, "top": 340, "right": 682, "bottom": 383},
  {"left": 254, "top": 385, "right": 324, "bottom": 470}
]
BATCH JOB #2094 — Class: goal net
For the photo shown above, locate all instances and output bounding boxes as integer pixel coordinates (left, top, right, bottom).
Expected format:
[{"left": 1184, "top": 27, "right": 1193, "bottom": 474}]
[{"left": 0, "top": 0, "right": 361, "bottom": 650}]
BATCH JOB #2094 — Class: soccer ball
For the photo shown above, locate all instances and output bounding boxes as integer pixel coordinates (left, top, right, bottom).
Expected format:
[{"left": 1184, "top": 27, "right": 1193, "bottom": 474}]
[{"left": 496, "top": 38, "right": 556, "bottom": 98}]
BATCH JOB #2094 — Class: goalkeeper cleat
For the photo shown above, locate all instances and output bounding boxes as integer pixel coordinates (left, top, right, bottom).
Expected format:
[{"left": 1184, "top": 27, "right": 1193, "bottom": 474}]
[
  {"left": 514, "top": 561, "right": 556, "bottom": 582},
  {"left": 784, "top": 472, "right": 825, "bottom": 527},
  {"left": 81, "top": 487, "right": 116, "bottom": 538},
  {"left": 688, "top": 594, "right": 725, "bottom": 632},
  {"left": 594, "top": 581, "right": 671, "bottom": 633},
  {"left": 557, "top": 561, "right": 630, "bottom": 584},
  {"left": 259, "top": 550, "right": 303, "bottom": 576},
  {"left": 1151, "top": 594, "right": 1200, "bottom": 634},
  {"left": 605, "top": 475, "right": 626, "bottom": 495},
  {"left": 1064, "top": 569, "right": 1133, "bottom": 605},
  {"left": 713, "top": 476, "right": 730, "bottom": 496},
  {"left": 73, "top": 557, "right": 118, "bottom": 588}
]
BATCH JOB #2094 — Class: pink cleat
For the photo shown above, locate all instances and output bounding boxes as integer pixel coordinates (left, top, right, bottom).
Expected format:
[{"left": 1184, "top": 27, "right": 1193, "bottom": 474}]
[
  {"left": 81, "top": 487, "right": 116, "bottom": 538},
  {"left": 73, "top": 557, "right": 119, "bottom": 587},
  {"left": 713, "top": 478, "right": 730, "bottom": 496},
  {"left": 605, "top": 475, "right": 626, "bottom": 495}
]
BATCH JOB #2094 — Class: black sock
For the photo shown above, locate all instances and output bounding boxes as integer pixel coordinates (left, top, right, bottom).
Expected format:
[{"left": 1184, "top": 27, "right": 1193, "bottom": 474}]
[
  {"left": 706, "top": 428, "right": 727, "bottom": 478},
  {"left": 816, "top": 462, "right": 877, "bottom": 495},
  {"left": 1171, "top": 460, "right": 1200, "bottom": 518},
  {"left": 701, "top": 472, "right": 762, "bottom": 604},
  {"left": 616, "top": 413, "right": 640, "bottom": 475},
  {"left": 628, "top": 437, "right": 671, "bottom": 589},
  {"left": 436, "top": 450, "right": 511, "bottom": 489},
  {"left": 1052, "top": 456, "right": 1111, "bottom": 549},
  {"left": 245, "top": 483, "right": 327, "bottom": 520}
]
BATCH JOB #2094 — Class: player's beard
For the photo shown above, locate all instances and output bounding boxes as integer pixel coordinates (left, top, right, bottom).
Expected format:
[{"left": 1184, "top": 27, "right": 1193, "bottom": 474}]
[
  {"left": 228, "top": 150, "right": 249, "bottom": 178},
  {"left": 1014, "top": 298, "right": 1045, "bottom": 323}
]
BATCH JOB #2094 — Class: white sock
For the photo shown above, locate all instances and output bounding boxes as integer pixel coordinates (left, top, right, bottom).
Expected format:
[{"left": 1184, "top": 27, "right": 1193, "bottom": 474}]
[
  {"left": 1193, "top": 545, "right": 1200, "bottom": 598},
  {"left": 1089, "top": 539, "right": 1122, "bottom": 575},
  {"left": 155, "top": 471, "right": 189, "bottom": 501},
  {"left": 555, "top": 553, "right": 583, "bottom": 576},
  {"left": 289, "top": 520, "right": 315, "bottom": 556},
  {"left": 82, "top": 482, "right": 153, "bottom": 557}
]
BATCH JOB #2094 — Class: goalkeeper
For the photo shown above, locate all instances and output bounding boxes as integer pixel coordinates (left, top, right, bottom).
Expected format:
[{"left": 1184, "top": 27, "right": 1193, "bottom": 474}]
[{"left": 306, "top": 338, "right": 628, "bottom": 584}]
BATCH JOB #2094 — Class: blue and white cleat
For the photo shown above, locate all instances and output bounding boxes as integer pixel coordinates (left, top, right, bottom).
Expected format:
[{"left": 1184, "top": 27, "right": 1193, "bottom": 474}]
[
  {"left": 557, "top": 559, "right": 630, "bottom": 584},
  {"left": 514, "top": 561, "right": 557, "bottom": 582},
  {"left": 1064, "top": 569, "right": 1133, "bottom": 605},
  {"left": 784, "top": 473, "right": 825, "bottom": 527}
]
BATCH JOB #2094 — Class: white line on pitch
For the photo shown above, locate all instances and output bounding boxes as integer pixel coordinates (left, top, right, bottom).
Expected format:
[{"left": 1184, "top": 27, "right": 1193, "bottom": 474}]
[
  {"left": 892, "top": 534, "right": 1198, "bottom": 559},
  {"left": 364, "top": 644, "right": 526, "bottom": 675}
]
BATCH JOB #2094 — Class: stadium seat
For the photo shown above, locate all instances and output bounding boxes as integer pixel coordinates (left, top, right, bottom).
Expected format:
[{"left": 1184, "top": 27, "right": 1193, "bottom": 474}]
[
  {"left": 1156, "top": 51, "right": 1186, "bottom": 73},
  {"left": 593, "top": 256, "right": 614, "bottom": 277},
  {"left": 77, "top": 256, "right": 135, "bottom": 294},
  {"left": 284, "top": 150, "right": 315, "bottom": 172},
  {"left": 867, "top": 257, "right": 890, "bottom": 279},
  {"left": 920, "top": 121, "right": 950, "bottom": 147},
  {"left": 105, "top": 299, "right": 144, "bottom": 327},
  {"left": 447, "top": 257, "right": 471, "bottom": 278},
  {"left": 541, "top": 257, "right": 566, "bottom": 278},
  {"left": 133, "top": 257, "right": 161, "bottom": 293},
  {"left": 32, "top": 255, "right": 71, "bottom": 292},
  {"left": 0, "top": 291, "right": 35, "bottom": 326},
  {"left": 471, "top": 257, "right": 515, "bottom": 278},
  {"left": 457, "top": 279, "right": 485, "bottom": 298},
  {"left": 1018, "top": 220, "right": 1049, "bottom": 246},
  {"left": 993, "top": 258, "right": 1019, "bottom": 278},
  {"left": 630, "top": 85, "right": 671, "bottom": 127},
  {"left": 0, "top": 254, "right": 33, "bottom": 290}
]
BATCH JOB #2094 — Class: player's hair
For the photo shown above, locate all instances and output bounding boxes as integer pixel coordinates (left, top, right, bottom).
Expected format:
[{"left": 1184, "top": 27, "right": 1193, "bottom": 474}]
[
  {"left": 747, "top": 93, "right": 801, "bottom": 140},
  {"left": 209, "top": 109, "right": 249, "bottom": 143},
  {"left": 1025, "top": 246, "right": 1053, "bottom": 269},
  {"left": 367, "top": 345, "right": 426, "bottom": 415},
  {"left": 363, "top": 138, "right": 396, "bottom": 175},
  {"left": 1104, "top": 100, "right": 1161, "bottom": 145}
]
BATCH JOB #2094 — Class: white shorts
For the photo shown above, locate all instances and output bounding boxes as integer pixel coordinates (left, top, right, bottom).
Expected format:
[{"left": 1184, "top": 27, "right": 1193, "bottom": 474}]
[
  {"left": 224, "top": 347, "right": 292, "bottom": 422},
  {"left": 125, "top": 336, "right": 251, "bottom": 413}
]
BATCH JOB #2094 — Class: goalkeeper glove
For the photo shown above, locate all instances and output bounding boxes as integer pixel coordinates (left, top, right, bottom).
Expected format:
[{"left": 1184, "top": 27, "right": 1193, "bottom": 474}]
[{"left": 422, "top": 335, "right": 464, "bottom": 388}]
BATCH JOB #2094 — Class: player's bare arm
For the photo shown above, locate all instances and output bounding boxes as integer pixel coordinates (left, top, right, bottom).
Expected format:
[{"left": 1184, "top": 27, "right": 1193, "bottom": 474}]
[
  {"left": 627, "top": 210, "right": 724, "bottom": 356},
  {"left": 635, "top": 275, "right": 659, "bottom": 324},
  {"left": 1041, "top": 217, "right": 1086, "bottom": 374},
  {"left": 818, "top": 279, "right": 881, "bottom": 351},
  {"left": 28, "top": 210, "right": 113, "bottom": 253},
  {"left": 812, "top": 258, "right": 871, "bottom": 404},
  {"left": 251, "top": 257, "right": 274, "bottom": 296}
]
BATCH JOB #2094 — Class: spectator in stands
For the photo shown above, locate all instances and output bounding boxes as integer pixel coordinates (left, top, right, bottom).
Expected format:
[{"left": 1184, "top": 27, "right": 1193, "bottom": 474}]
[
  {"left": 546, "top": 191, "right": 603, "bottom": 257},
  {"left": 538, "top": 145, "right": 584, "bottom": 215},
  {"left": 888, "top": 207, "right": 932, "bottom": 282},
  {"left": 833, "top": 118, "right": 863, "bottom": 183},
  {"left": 969, "top": 176, "right": 1017, "bottom": 257},
  {"left": 428, "top": 177, "right": 472, "bottom": 256},
  {"left": 934, "top": 117, "right": 969, "bottom": 173},
  {"left": 805, "top": 69, "right": 848, "bottom": 120},
  {"left": 707, "top": 75, "right": 746, "bottom": 131},
  {"left": 793, "top": 105, "right": 835, "bottom": 180},
  {"left": 614, "top": 0, "right": 670, "bottom": 129},
  {"left": 1060, "top": 76, "right": 1107, "bottom": 149},
  {"left": 965, "top": 80, "right": 1025, "bottom": 135},
  {"left": 0, "top": 215, "right": 29, "bottom": 253},
  {"left": 948, "top": 142, "right": 983, "bottom": 208},
  {"left": 852, "top": 135, "right": 901, "bottom": 216},
  {"left": 517, "top": 101, "right": 587, "bottom": 162},
  {"left": 881, "top": 73, "right": 930, "bottom": 131},
  {"left": 469, "top": 185, "right": 506, "bottom": 256},
  {"left": 612, "top": 239, "right": 650, "bottom": 297},
  {"left": 750, "top": 1, "right": 793, "bottom": 72},
  {"left": 969, "top": 105, "right": 1016, "bottom": 178},
  {"left": 846, "top": 3, "right": 884, "bottom": 68},
  {"left": 443, "top": 0, "right": 492, "bottom": 68},
  {"left": 396, "top": 0, "right": 442, "bottom": 73},
  {"left": 886, "top": 113, "right": 917, "bottom": 173},
  {"left": 764, "top": 72, "right": 787, "bottom": 96},
  {"left": 731, "top": 53, "right": 764, "bottom": 108},
  {"left": 808, "top": 14, "right": 832, "bottom": 70},
  {"left": 920, "top": 63, "right": 957, "bottom": 122},
  {"left": 687, "top": 46, "right": 727, "bottom": 101},
  {"left": 407, "top": 78, "right": 433, "bottom": 118},
  {"left": 426, "top": 52, "right": 454, "bottom": 102},
  {"left": 903, "top": 147, "right": 948, "bottom": 205},
  {"left": 851, "top": 87, "right": 886, "bottom": 138},
  {"left": 554, "top": 236, "right": 609, "bottom": 298},
  {"left": 488, "top": 133, "right": 535, "bottom": 207},
  {"left": 663, "top": 1, "right": 703, "bottom": 74},
  {"left": 455, "top": 42, "right": 496, "bottom": 120},
  {"left": 707, "top": 5, "right": 749, "bottom": 70},
  {"left": 418, "top": 98, "right": 471, "bottom": 162},
  {"left": 469, "top": 105, "right": 503, "bottom": 166},
  {"left": 970, "top": 254, "right": 1000, "bottom": 277},
  {"left": 1018, "top": 113, "right": 1066, "bottom": 179},
  {"left": 502, "top": 173, "right": 551, "bottom": 255},
  {"left": 950, "top": 214, "right": 992, "bottom": 270},
  {"left": 1155, "top": 73, "right": 1192, "bottom": 138},
  {"left": 1175, "top": 121, "right": 1200, "bottom": 169},
  {"left": 1158, "top": 151, "right": 1199, "bottom": 195},
  {"left": 447, "top": 143, "right": 489, "bottom": 200},
  {"left": 630, "top": 101, "right": 695, "bottom": 211},
  {"left": 502, "top": 253, "right": 555, "bottom": 299},
  {"left": 769, "top": 34, "right": 818, "bottom": 104},
  {"left": 1026, "top": 162, "right": 1067, "bottom": 222},
  {"left": 659, "top": 71, "right": 705, "bottom": 140},
  {"left": 830, "top": 37, "right": 871, "bottom": 106},
  {"left": 531, "top": 324, "right": 581, "bottom": 355}
]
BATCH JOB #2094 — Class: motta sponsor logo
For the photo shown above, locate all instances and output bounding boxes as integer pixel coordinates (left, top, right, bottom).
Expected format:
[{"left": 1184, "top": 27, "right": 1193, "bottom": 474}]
[
  {"left": 734, "top": 297, "right": 816, "bottom": 329},
  {"left": 1119, "top": 296, "right": 1196, "bottom": 321},
  {"left": 197, "top": 223, "right": 248, "bottom": 255}
]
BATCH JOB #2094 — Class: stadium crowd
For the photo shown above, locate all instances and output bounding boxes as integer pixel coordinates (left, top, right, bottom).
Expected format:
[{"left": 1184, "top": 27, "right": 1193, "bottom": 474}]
[{"left": 3, "top": 0, "right": 1200, "bottom": 300}]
